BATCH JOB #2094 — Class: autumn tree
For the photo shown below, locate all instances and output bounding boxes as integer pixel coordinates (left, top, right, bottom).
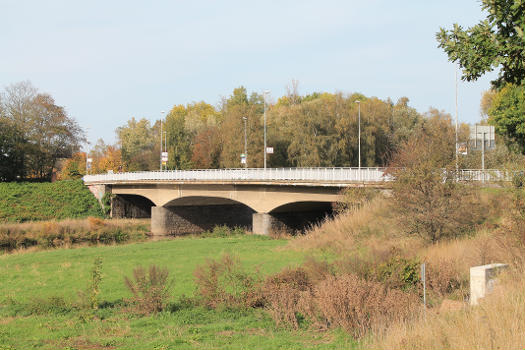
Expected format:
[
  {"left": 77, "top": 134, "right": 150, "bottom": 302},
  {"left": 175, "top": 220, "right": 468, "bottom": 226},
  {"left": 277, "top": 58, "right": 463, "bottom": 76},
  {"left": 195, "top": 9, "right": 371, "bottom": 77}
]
[
  {"left": 387, "top": 112, "right": 483, "bottom": 242},
  {"left": 0, "top": 81, "right": 84, "bottom": 180},
  {"left": 117, "top": 117, "right": 158, "bottom": 171}
]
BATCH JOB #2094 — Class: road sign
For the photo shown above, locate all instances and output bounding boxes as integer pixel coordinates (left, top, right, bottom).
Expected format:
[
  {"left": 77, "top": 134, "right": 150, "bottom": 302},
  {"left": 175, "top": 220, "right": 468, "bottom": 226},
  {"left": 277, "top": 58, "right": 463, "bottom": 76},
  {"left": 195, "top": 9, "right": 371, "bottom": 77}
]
[
  {"left": 266, "top": 147, "right": 274, "bottom": 154},
  {"left": 469, "top": 125, "right": 495, "bottom": 150},
  {"left": 161, "top": 152, "right": 168, "bottom": 162}
]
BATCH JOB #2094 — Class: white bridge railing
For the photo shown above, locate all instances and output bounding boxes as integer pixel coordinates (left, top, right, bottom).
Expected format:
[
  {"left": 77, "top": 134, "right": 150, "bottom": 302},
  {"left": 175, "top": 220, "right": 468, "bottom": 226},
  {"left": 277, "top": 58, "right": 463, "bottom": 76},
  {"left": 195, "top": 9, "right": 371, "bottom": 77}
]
[{"left": 83, "top": 167, "right": 513, "bottom": 184}]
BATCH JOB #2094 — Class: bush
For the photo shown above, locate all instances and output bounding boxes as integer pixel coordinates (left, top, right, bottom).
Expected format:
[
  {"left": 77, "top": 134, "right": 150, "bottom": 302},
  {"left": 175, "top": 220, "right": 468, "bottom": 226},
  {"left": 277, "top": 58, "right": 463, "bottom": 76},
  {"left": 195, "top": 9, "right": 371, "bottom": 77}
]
[
  {"left": 263, "top": 267, "right": 313, "bottom": 329},
  {"left": 301, "top": 274, "right": 419, "bottom": 338},
  {"left": 124, "top": 265, "right": 173, "bottom": 315},
  {"left": 373, "top": 256, "right": 420, "bottom": 291},
  {"left": 193, "top": 253, "right": 261, "bottom": 309}
]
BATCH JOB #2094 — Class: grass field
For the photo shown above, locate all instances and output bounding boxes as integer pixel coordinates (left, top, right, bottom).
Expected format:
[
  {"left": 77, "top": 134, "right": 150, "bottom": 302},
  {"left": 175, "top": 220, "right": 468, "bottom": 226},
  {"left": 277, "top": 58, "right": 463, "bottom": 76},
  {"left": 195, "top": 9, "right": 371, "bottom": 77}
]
[{"left": 0, "top": 235, "right": 354, "bottom": 349}]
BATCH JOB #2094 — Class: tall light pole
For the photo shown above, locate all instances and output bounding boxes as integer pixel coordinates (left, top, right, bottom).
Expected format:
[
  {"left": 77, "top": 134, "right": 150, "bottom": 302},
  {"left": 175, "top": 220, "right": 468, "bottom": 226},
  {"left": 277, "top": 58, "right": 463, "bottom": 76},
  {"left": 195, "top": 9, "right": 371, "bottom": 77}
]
[
  {"left": 242, "top": 116, "right": 248, "bottom": 169},
  {"left": 356, "top": 100, "right": 361, "bottom": 169},
  {"left": 263, "top": 90, "right": 270, "bottom": 169},
  {"left": 160, "top": 111, "right": 165, "bottom": 170},
  {"left": 455, "top": 65, "right": 459, "bottom": 173}
]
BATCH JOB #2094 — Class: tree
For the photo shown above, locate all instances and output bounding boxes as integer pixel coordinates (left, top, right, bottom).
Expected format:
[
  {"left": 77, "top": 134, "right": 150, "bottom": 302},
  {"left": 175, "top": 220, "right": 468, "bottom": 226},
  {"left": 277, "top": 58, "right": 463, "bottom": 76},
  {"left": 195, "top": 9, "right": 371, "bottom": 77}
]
[
  {"left": 0, "top": 81, "right": 84, "bottom": 180},
  {"left": 0, "top": 118, "right": 24, "bottom": 181},
  {"left": 387, "top": 112, "right": 483, "bottom": 243},
  {"left": 165, "top": 105, "right": 193, "bottom": 169},
  {"left": 116, "top": 117, "right": 157, "bottom": 171},
  {"left": 488, "top": 83, "right": 525, "bottom": 154},
  {"left": 436, "top": 0, "right": 524, "bottom": 88}
]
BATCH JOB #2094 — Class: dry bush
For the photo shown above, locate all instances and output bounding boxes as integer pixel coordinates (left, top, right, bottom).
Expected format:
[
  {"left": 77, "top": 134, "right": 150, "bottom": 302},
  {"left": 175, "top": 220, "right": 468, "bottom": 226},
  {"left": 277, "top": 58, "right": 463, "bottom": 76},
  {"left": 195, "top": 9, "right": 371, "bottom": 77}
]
[
  {"left": 124, "top": 265, "right": 172, "bottom": 315},
  {"left": 301, "top": 274, "right": 419, "bottom": 338},
  {"left": 262, "top": 267, "right": 313, "bottom": 329},
  {"left": 193, "top": 253, "right": 262, "bottom": 309},
  {"left": 367, "top": 272, "right": 525, "bottom": 350}
]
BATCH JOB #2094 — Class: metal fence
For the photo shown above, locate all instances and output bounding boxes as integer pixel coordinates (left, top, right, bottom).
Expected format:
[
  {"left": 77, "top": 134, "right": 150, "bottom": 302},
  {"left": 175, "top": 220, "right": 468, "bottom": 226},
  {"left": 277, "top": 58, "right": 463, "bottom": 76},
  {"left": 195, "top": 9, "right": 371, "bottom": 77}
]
[
  {"left": 82, "top": 167, "right": 514, "bottom": 184},
  {"left": 83, "top": 167, "right": 389, "bottom": 183}
]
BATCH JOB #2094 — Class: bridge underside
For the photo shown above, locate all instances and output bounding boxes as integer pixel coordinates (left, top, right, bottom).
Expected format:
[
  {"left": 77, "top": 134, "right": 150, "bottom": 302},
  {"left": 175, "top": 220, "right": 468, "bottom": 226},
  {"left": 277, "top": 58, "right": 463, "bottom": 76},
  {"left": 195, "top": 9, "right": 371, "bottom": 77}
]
[{"left": 108, "top": 183, "right": 339, "bottom": 235}]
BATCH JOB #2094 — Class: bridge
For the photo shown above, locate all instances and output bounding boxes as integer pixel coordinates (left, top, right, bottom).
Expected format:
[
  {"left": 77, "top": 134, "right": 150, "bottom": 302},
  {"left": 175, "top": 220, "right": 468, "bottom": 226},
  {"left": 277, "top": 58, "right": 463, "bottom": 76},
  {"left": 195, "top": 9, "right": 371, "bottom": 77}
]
[{"left": 83, "top": 167, "right": 507, "bottom": 235}]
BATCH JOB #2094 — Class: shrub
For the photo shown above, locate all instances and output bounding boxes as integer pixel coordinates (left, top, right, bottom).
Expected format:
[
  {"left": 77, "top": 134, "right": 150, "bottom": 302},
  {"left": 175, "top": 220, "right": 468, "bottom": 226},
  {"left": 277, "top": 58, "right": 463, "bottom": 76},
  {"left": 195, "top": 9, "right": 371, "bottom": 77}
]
[
  {"left": 300, "top": 274, "right": 419, "bottom": 338},
  {"left": 193, "top": 253, "right": 261, "bottom": 309},
  {"left": 373, "top": 256, "right": 420, "bottom": 291},
  {"left": 124, "top": 265, "right": 172, "bottom": 315},
  {"left": 263, "top": 267, "right": 313, "bottom": 329}
]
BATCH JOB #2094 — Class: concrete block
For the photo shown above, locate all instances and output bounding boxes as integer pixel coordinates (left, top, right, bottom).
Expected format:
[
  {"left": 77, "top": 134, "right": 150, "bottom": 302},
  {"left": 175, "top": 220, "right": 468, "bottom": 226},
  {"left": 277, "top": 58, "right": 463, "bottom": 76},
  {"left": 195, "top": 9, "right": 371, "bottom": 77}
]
[{"left": 470, "top": 263, "right": 508, "bottom": 305}]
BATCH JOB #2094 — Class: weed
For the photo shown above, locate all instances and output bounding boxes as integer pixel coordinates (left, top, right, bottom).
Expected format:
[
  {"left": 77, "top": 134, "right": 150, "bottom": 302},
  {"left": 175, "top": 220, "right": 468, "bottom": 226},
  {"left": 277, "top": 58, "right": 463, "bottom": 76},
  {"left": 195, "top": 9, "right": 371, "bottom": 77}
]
[
  {"left": 193, "top": 253, "right": 261, "bottom": 309},
  {"left": 124, "top": 265, "right": 173, "bottom": 315}
]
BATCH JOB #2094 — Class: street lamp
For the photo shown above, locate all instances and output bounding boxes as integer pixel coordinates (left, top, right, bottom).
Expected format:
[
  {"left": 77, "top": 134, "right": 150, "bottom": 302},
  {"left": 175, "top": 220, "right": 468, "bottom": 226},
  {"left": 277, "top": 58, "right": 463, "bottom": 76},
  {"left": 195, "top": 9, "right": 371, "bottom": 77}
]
[
  {"left": 356, "top": 100, "right": 361, "bottom": 169},
  {"left": 263, "top": 90, "right": 270, "bottom": 169},
  {"left": 242, "top": 116, "right": 248, "bottom": 169},
  {"left": 160, "top": 111, "right": 165, "bottom": 170}
]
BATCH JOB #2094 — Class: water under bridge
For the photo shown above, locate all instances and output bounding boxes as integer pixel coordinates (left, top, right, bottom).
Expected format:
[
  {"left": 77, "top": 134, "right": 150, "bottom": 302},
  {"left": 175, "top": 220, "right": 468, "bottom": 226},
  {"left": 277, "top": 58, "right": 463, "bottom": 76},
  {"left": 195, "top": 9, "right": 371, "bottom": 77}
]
[{"left": 83, "top": 167, "right": 505, "bottom": 235}]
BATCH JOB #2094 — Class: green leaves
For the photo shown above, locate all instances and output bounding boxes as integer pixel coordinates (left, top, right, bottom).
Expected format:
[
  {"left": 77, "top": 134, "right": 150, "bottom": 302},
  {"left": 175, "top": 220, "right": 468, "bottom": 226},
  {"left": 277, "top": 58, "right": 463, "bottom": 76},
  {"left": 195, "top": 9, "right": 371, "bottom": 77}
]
[{"left": 436, "top": 0, "right": 525, "bottom": 88}]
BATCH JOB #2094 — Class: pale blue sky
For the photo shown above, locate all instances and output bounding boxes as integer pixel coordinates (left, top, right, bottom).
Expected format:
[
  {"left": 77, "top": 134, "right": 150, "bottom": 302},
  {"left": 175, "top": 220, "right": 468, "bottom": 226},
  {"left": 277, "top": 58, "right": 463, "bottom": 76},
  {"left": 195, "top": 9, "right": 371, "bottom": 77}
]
[{"left": 2, "top": 0, "right": 498, "bottom": 147}]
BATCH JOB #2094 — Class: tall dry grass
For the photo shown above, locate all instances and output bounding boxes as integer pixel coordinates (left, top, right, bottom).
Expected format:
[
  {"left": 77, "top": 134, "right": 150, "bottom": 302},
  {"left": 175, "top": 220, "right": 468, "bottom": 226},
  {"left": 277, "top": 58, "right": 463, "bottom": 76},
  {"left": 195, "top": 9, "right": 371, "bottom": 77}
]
[
  {"left": 289, "top": 198, "right": 404, "bottom": 253},
  {"left": 366, "top": 271, "right": 525, "bottom": 350},
  {"left": 0, "top": 217, "right": 150, "bottom": 252}
]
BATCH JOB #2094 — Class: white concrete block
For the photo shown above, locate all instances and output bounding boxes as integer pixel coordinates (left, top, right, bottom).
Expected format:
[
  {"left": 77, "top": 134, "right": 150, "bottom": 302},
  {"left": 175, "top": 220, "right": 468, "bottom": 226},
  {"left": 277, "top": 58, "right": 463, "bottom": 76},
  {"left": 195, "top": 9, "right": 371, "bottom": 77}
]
[{"left": 470, "top": 263, "right": 508, "bottom": 305}]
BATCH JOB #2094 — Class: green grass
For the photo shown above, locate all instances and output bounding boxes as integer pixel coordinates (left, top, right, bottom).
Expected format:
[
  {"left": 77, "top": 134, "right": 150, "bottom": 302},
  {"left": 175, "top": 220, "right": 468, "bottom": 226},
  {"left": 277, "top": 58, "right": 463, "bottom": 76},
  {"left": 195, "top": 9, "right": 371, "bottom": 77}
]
[
  {"left": 0, "top": 235, "right": 356, "bottom": 349},
  {"left": 0, "top": 180, "right": 103, "bottom": 223}
]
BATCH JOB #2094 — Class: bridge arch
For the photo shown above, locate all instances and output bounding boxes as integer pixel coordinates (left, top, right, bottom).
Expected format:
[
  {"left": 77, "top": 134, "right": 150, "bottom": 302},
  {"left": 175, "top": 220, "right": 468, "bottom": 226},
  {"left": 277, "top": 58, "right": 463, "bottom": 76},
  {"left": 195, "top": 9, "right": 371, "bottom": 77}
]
[{"left": 111, "top": 194, "right": 154, "bottom": 218}]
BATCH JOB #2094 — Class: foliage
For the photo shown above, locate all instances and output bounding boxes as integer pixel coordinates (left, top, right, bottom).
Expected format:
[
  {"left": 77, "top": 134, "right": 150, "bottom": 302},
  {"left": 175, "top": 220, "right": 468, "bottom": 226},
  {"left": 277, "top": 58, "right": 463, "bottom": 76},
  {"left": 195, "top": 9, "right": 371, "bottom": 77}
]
[
  {"left": 488, "top": 83, "right": 525, "bottom": 153},
  {"left": 193, "top": 253, "right": 262, "bottom": 309},
  {"left": 124, "top": 265, "right": 173, "bottom": 315},
  {"left": 0, "top": 118, "right": 24, "bottom": 181},
  {"left": 116, "top": 117, "right": 159, "bottom": 171},
  {"left": 387, "top": 114, "right": 485, "bottom": 242},
  {"left": 0, "top": 81, "right": 84, "bottom": 180},
  {"left": 436, "top": 0, "right": 524, "bottom": 88},
  {"left": 0, "top": 180, "right": 103, "bottom": 223},
  {"left": 373, "top": 256, "right": 420, "bottom": 291}
]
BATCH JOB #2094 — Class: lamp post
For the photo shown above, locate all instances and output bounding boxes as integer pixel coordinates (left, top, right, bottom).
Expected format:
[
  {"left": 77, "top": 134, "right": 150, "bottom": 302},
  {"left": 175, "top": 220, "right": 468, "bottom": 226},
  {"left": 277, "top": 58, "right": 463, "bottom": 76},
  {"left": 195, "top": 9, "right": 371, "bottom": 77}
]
[
  {"left": 242, "top": 116, "right": 248, "bottom": 169},
  {"left": 356, "top": 100, "right": 361, "bottom": 169},
  {"left": 160, "top": 111, "right": 165, "bottom": 170},
  {"left": 263, "top": 90, "right": 270, "bottom": 169}
]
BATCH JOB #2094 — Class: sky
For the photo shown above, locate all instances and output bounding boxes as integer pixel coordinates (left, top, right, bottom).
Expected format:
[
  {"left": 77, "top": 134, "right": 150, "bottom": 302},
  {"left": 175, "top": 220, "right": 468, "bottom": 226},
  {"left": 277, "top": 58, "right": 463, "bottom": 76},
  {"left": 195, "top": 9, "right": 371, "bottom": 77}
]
[{"left": 1, "top": 0, "right": 498, "bottom": 148}]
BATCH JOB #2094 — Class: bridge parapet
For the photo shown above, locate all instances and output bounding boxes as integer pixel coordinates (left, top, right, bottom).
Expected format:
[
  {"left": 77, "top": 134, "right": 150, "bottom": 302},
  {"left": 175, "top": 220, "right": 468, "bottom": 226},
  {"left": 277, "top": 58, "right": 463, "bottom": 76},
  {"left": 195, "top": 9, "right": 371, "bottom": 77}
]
[
  {"left": 83, "top": 167, "right": 512, "bottom": 185},
  {"left": 83, "top": 167, "right": 389, "bottom": 185}
]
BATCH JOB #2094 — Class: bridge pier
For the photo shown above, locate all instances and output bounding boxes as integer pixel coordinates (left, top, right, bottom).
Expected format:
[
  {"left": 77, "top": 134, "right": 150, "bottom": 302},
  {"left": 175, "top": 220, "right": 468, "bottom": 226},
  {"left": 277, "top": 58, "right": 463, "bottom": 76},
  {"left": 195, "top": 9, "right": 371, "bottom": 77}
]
[{"left": 252, "top": 213, "right": 282, "bottom": 235}]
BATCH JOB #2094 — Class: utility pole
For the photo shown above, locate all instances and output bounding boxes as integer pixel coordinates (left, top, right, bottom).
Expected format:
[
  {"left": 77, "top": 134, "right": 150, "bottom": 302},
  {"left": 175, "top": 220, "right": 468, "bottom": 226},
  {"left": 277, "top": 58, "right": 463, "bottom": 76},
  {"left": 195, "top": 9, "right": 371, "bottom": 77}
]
[
  {"left": 263, "top": 90, "right": 270, "bottom": 169},
  {"left": 243, "top": 116, "right": 248, "bottom": 169},
  {"left": 356, "top": 100, "right": 361, "bottom": 169}
]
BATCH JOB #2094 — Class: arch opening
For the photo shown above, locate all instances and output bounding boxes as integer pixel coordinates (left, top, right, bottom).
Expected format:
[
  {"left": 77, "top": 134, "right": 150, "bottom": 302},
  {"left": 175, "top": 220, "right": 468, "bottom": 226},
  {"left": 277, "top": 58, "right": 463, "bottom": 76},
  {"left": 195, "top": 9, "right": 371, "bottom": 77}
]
[
  {"left": 267, "top": 201, "right": 334, "bottom": 234},
  {"left": 153, "top": 196, "right": 256, "bottom": 235},
  {"left": 111, "top": 194, "right": 154, "bottom": 218}
]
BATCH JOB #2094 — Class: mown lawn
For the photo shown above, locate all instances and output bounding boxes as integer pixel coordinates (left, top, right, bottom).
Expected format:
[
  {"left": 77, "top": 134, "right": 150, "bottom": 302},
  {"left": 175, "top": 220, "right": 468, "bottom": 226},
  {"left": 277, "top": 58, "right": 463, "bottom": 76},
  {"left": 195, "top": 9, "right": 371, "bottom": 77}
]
[{"left": 0, "top": 235, "right": 355, "bottom": 349}]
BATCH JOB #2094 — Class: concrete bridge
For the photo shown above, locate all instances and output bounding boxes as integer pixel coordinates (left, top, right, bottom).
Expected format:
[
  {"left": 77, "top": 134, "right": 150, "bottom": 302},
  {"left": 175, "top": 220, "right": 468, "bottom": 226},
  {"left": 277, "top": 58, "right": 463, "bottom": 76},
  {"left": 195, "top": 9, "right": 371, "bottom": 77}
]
[{"left": 83, "top": 167, "right": 507, "bottom": 235}]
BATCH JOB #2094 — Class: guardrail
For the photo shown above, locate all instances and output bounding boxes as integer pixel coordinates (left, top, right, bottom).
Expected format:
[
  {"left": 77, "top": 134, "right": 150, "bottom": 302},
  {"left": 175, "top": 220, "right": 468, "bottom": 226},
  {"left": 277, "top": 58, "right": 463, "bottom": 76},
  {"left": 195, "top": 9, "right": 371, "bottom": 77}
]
[
  {"left": 82, "top": 167, "right": 515, "bottom": 184},
  {"left": 83, "top": 167, "right": 389, "bottom": 183}
]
